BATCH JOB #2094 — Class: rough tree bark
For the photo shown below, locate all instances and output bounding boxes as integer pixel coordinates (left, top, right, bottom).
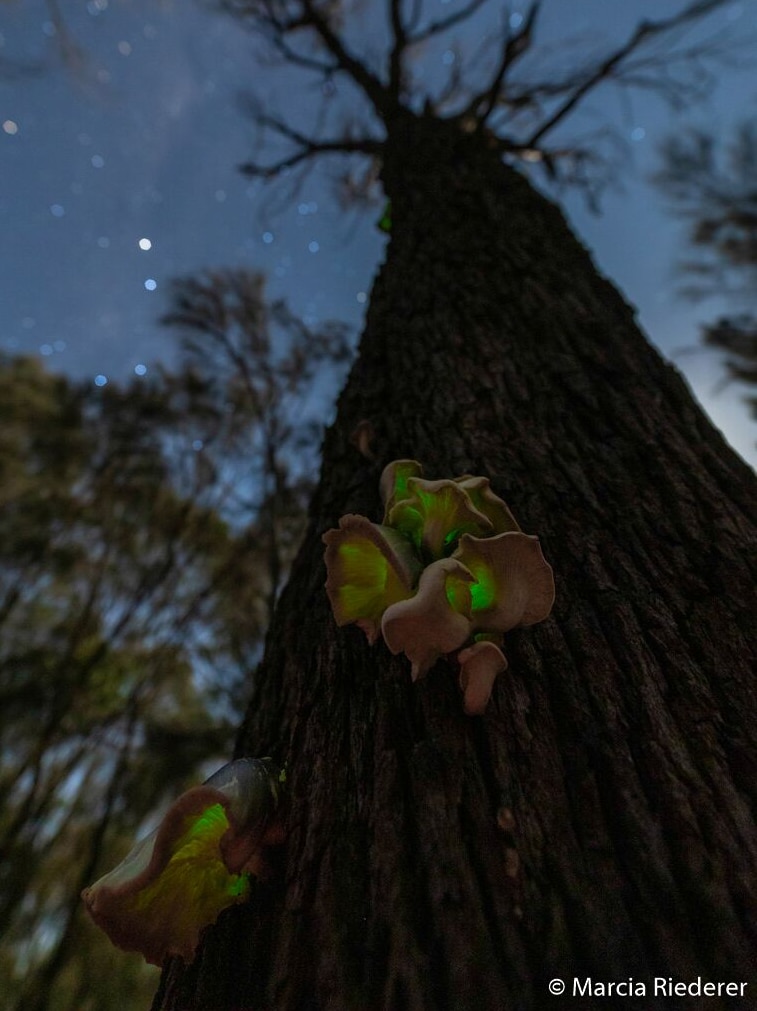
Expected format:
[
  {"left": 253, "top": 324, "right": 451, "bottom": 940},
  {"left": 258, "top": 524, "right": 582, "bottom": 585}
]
[{"left": 152, "top": 114, "right": 757, "bottom": 1011}]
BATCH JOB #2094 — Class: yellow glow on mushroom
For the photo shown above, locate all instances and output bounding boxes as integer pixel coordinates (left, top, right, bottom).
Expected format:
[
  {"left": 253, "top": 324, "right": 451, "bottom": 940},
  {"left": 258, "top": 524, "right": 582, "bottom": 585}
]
[
  {"left": 130, "top": 804, "right": 248, "bottom": 915},
  {"left": 82, "top": 758, "right": 283, "bottom": 966},
  {"left": 323, "top": 515, "right": 421, "bottom": 643},
  {"left": 379, "top": 458, "right": 424, "bottom": 519},
  {"left": 388, "top": 478, "right": 493, "bottom": 559}
]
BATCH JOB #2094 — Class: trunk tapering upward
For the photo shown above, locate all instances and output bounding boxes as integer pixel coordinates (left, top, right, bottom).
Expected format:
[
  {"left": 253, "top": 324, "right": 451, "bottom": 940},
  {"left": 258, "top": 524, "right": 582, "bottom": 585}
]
[{"left": 153, "top": 117, "right": 757, "bottom": 1011}]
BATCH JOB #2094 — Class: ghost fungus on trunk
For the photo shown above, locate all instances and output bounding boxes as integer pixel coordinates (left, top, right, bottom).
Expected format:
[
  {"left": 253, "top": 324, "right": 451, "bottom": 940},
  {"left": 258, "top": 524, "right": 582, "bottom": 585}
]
[
  {"left": 322, "top": 461, "right": 554, "bottom": 709},
  {"left": 322, "top": 513, "right": 422, "bottom": 643},
  {"left": 453, "top": 475, "right": 521, "bottom": 535},
  {"left": 379, "top": 458, "right": 424, "bottom": 519},
  {"left": 387, "top": 477, "right": 494, "bottom": 560},
  {"left": 452, "top": 531, "right": 555, "bottom": 634},
  {"left": 81, "top": 758, "right": 284, "bottom": 967},
  {"left": 381, "top": 558, "right": 475, "bottom": 679}
]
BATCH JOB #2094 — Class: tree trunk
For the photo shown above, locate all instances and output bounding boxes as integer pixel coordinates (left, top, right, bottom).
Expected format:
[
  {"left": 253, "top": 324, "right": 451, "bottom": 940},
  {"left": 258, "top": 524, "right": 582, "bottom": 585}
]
[{"left": 152, "top": 115, "right": 757, "bottom": 1011}]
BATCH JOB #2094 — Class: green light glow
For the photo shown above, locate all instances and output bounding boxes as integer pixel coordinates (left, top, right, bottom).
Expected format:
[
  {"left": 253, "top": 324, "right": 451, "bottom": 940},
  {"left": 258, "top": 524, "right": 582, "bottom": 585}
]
[
  {"left": 390, "top": 482, "right": 491, "bottom": 560},
  {"left": 392, "top": 489, "right": 458, "bottom": 557},
  {"left": 131, "top": 802, "right": 251, "bottom": 919},
  {"left": 186, "top": 803, "right": 228, "bottom": 842},
  {"left": 390, "top": 506, "right": 424, "bottom": 551},
  {"left": 443, "top": 528, "right": 462, "bottom": 550},
  {"left": 377, "top": 200, "right": 392, "bottom": 233},
  {"left": 336, "top": 536, "right": 408, "bottom": 619},
  {"left": 445, "top": 574, "right": 471, "bottom": 615},
  {"left": 468, "top": 562, "right": 497, "bottom": 612},
  {"left": 226, "top": 874, "right": 249, "bottom": 898}
]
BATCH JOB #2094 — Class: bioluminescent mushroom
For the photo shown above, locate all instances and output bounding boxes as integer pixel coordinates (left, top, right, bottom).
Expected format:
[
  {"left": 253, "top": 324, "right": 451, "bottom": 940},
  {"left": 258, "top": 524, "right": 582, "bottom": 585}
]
[
  {"left": 82, "top": 757, "right": 284, "bottom": 967},
  {"left": 322, "top": 513, "right": 421, "bottom": 643},
  {"left": 322, "top": 461, "right": 554, "bottom": 714},
  {"left": 387, "top": 477, "right": 494, "bottom": 559},
  {"left": 381, "top": 558, "right": 474, "bottom": 680},
  {"left": 453, "top": 475, "right": 521, "bottom": 535},
  {"left": 452, "top": 531, "right": 555, "bottom": 634},
  {"left": 379, "top": 458, "right": 424, "bottom": 520}
]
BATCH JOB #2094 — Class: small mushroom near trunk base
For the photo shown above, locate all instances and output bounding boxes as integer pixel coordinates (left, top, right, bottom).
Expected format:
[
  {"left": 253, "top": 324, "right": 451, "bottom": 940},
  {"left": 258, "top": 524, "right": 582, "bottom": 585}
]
[{"left": 458, "top": 640, "right": 508, "bottom": 715}]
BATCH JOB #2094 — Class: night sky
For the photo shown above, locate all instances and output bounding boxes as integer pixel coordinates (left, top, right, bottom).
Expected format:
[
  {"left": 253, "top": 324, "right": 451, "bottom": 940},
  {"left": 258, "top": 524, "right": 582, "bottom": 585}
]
[{"left": 1, "top": 0, "right": 755, "bottom": 464}]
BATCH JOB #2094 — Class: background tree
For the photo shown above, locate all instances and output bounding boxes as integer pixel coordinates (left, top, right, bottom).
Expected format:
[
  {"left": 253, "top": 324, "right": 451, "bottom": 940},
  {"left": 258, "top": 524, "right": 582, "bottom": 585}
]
[
  {"left": 161, "top": 268, "right": 351, "bottom": 623},
  {"left": 0, "top": 272, "right": 349, "bottom": 1010},
  {"left": 145, "top": 1, "right": 757, "bottom": 1008},
  {"left": 654, "top": 118, "right": 757, "bottom": 439}
]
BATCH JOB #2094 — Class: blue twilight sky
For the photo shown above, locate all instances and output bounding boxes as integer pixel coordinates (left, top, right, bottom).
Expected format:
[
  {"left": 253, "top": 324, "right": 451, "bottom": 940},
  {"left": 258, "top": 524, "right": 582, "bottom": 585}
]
[{"left": 1, "top": 0, "right": 755, "bottom": 464}]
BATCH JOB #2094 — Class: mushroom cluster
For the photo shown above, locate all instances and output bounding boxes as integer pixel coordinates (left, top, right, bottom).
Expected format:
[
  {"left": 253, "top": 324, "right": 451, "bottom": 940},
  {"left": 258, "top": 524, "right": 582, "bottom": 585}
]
[{"left": 323, "top": 460, "right": 554, "bottom": 714}]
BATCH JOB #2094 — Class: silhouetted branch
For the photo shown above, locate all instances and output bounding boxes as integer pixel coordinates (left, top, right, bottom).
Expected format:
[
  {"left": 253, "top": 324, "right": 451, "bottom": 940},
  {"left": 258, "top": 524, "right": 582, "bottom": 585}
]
[
  {"left": 298, "top": 0, "right": 389, "bottom": 111},
  {"left": 221, "top": 0, "right": 741, "bottom": 196},
  {"left": 464, "top": 1, "right": 541, "bottom": 126},
  {"left": 406, "top": 0, "right": 490, "bottom": 45},
  {"left": 525, "top": 0, "right": 731, "bottom": 148},
  {"left": 241, "top": 137, "right": 382, "bottom": 178},
  {"left": 388, "top": 0, "right": 408, "bottom": 100}
]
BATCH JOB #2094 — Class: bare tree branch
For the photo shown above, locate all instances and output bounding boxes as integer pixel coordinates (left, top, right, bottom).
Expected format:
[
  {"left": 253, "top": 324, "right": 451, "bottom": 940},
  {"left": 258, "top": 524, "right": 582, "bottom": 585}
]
[
  {"left": 265, "top": 28, "right": 340, "bottom": 76},
  {"left": 388, "top": 0, "right": 408, "bottom": 102},
  {"left": 525, "top": 0, "right": 730, "bottom": 149},
  {"left": 220, "top": 0, "right": 742, "bottom": 198},
  {"left": 240, "top": 140, "right": 376, "bottom": 179},
  {"left": 298, "top": 0, "right": 391, "bottom": 113},
  {"left": 463, "top": 1, "right": 541, "bottom": 126},
  {"left": 407, "top": 0, "right": 491, "bottom": 45}
]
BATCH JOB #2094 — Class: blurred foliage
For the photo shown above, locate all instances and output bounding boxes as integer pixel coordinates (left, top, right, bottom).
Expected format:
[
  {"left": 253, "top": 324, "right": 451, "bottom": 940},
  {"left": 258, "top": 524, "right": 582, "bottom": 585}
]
[
  {"left": 0, "top": 271, "right": 351, "bottom": 1010},
  {"left": 654, "top": 119, "right": 757, "bottom": 433}
]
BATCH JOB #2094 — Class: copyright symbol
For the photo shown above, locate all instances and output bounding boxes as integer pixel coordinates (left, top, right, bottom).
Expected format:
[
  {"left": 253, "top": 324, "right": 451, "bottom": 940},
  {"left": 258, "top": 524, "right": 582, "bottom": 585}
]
[{"left": 549, "top": 979, "right": 565, "bottom": 995}]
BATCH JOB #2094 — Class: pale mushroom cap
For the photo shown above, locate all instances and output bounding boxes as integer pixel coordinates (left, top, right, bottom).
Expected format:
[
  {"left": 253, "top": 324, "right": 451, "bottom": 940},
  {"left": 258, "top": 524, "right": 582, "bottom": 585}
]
[
  {"left": 453, "top": 475, "right": 521, "bottom": 534},
  {"left": 387, "top": 477, "right": 494, "bottom": 559},
  {"left": 381, "top": 558, "right": 475, "bottom": 679},
  {"left": 81, "top": 758, "right": 281, "bottom": 967},
  {"left": 379, "top": 458, "right": 424, "bottom": 519},
  {"left": 452, "top": 531, "right": 555, "bottom": 634},
  {"left": 82, "top": 786, "right": 247, "bottom": 966},
  {"left": 458, "top": 640, "right": 508, "bottom": 715},
  {"left": 322, "top": 514, "right": 421, "bottom": 643}
]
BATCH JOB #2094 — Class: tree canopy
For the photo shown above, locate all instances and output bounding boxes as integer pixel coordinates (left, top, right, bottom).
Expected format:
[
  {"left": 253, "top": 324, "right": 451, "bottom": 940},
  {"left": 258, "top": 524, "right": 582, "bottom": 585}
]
[{"left": 224, "top": 0, "right": 741, "bottom": 206}]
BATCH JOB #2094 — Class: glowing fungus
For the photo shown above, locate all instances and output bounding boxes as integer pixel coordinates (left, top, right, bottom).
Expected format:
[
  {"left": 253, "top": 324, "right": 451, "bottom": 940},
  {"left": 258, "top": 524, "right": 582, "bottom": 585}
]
[
  {"left": 379, "top": 458, "right": 424, "bottom": 520},
  {"left": 381, "top": 558, "right": 474, "bottom": 680},
  {"left": 452, "top": 532, "right": 555, "bottom": 634},
  {"left": 322, "top": 460, "right": 555, "bottom": 714},
  {"left": 322, "top": 513, "right": 421, "bottom": 644},
  {"left": 387, "top": 477, "right": 493, "bottom": 559},
  {"left": 82, "top": 757, "right": 284, "bottom": 966}
]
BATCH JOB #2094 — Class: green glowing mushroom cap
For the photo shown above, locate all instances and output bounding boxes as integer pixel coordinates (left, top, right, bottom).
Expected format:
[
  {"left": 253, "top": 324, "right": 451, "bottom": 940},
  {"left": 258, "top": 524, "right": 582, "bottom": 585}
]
[
  {"left": 81, "top": 758, "right": 282, "bottom": 967},
  {"left": 452, "top": 532, "right": 555, "bottom": 634},
  {"left": 322, "top": 514, "right": 421, "bottom": 643},
  {"left": 379, "top": 458, "right": 424, "bottom": 520},
  {"left": 381, "top": 558, "right": 474, "bottom": 680},
  {"left": 387, "top": 477, "right": 494, "bottom": 559}
]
